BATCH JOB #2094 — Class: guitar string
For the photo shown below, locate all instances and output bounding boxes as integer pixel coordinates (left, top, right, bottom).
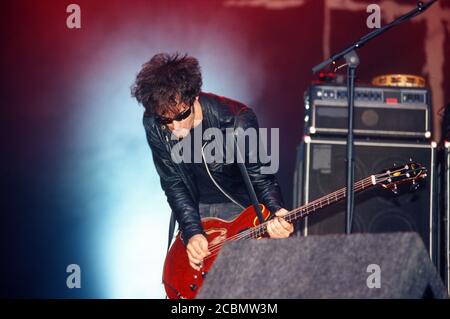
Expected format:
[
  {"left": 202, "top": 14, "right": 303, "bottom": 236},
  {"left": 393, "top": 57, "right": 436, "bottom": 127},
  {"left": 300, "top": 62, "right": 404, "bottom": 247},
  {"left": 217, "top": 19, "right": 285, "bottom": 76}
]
[
  {"left": 205, "top": 169, "right": 402, "bottom": 256},
  {"left": 203, "top": 166, "right": 420, "bottom": 259},
  {"left": 205, "top": 172, "right": 397, "bottom": 257},
  {"left": 203, "top": 180, "right": 372, "bottom": 256},
  {"left": 203, "top": 181, "right": 375, "bottom": 261},
  {"left": 203, "top": 172, "right": 409, "bottom": 262},
  {"left": 204, "top": 177, "right": 372, "bottom": 258},
  {"left": 207, "top": 174, "right": 380, "bottom": 250},
  {"left": 228, "top": 165, "right": 421, "bottom": 243}
]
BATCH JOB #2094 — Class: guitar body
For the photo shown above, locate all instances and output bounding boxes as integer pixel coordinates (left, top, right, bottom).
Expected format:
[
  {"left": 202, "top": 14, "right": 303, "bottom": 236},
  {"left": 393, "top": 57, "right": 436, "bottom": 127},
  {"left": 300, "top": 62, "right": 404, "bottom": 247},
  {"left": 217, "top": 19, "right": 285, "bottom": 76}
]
[
  {"left": 162, "top": 204, "right": 270, "bottom": 299},
  {"left": 161, "top": 161, "right": 427, "bottom": 299}
]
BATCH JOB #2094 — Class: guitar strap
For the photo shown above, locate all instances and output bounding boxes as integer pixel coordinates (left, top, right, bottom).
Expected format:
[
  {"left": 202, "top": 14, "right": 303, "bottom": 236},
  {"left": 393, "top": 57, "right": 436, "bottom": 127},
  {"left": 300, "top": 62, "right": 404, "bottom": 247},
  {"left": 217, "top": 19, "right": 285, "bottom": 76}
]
[
  {"left": 233, "top": 110, "right": 266, "bottom": 224},
  {"left": 165, "top": 109, "right": 265, "bottom": 251},
  {"left": 167, "top": 210, "right": 176, "bottom": 252}
]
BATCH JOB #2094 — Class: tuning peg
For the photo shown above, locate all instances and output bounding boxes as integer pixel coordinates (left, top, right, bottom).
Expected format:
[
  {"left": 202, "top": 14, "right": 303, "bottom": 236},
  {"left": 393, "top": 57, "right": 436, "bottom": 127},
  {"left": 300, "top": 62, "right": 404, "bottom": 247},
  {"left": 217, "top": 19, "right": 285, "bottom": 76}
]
[
  {"left": 410, "top": 179, "right": 420, "bottom": 191},
  {"left": 391, "top": 184, "right": 399, "bottom": 195}
]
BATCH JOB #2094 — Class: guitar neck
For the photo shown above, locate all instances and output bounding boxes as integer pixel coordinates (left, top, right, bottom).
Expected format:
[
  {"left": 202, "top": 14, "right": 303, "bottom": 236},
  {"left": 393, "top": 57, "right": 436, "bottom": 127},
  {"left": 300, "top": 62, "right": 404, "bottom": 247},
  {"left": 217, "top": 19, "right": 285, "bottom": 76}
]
[{"left": 250, "top": 175, "right": 377, "bottom": 239}]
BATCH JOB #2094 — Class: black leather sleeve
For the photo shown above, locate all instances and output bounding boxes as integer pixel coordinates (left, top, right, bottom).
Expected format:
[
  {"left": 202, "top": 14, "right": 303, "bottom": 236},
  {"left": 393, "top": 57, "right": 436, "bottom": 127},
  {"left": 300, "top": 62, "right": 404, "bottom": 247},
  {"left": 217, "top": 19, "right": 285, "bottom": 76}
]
[
  {"left": 143, "top": 119, "right": 205, "bottom": 245},
  {"left": 233, "top": 107, "right": 285, "bottom": 215}
]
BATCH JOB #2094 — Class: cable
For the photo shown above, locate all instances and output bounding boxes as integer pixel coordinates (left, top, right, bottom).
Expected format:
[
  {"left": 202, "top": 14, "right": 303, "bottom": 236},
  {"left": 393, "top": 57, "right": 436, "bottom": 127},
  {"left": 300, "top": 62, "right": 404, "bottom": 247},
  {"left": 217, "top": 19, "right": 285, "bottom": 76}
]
[{"left": 201, "top": 141, "right": 245, "bottom": 209}]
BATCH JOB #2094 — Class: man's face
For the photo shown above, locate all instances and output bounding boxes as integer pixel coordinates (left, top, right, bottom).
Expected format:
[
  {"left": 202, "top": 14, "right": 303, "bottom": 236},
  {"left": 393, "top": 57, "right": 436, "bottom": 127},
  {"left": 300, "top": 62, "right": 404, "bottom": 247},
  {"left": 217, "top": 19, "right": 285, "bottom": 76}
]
[{"left": 158, "top": 102, "right": 195, "bottom": 139}]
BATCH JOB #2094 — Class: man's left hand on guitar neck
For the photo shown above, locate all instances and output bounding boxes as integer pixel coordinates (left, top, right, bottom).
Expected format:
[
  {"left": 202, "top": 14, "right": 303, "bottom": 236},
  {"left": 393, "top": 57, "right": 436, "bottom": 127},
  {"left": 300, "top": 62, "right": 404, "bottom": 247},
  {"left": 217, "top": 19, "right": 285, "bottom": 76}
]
[{"left": 267, "top": 208, "right": 294, "bottom": 239}]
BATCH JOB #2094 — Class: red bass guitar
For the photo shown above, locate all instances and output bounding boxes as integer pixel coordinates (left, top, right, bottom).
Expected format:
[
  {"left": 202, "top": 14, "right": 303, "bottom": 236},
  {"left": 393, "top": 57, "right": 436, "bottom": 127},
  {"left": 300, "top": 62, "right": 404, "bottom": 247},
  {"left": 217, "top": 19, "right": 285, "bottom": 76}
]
[{"left": 162, "top": 162, "right": 427, "bottom": 299}]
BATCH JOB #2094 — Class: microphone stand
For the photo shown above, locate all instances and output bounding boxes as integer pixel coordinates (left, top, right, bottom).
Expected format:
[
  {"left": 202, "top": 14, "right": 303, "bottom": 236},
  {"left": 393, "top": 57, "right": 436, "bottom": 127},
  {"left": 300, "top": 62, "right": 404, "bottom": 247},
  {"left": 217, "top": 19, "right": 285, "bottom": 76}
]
[{"left": 311, "top": 0, "right": 437, "bottom": 234}]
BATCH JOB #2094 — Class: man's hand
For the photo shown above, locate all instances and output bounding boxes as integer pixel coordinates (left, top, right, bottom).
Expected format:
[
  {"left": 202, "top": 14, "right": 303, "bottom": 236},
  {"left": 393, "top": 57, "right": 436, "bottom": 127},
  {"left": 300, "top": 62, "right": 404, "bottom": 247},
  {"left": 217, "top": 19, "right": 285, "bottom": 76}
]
[
  {"left": 267, "top": 208, "right": 294, "bottom": 238},
  {"left": 186, "top": 234, "right": 210, "bottom": 271}
]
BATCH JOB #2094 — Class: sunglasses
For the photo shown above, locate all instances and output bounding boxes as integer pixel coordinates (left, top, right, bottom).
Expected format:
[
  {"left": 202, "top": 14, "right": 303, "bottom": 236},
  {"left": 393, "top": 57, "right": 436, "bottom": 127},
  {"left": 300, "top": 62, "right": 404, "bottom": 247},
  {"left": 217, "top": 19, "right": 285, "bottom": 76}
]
[{"left": 156, "top": 105, "right": 192, "bottom": 125}]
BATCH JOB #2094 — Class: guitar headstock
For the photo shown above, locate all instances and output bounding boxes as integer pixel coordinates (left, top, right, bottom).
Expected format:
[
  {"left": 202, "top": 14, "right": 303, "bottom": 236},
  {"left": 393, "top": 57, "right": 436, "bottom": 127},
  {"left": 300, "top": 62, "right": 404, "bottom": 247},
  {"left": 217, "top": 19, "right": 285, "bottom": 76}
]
[{"left": 376, "top": 161, "right": 427, "bottom": 194}]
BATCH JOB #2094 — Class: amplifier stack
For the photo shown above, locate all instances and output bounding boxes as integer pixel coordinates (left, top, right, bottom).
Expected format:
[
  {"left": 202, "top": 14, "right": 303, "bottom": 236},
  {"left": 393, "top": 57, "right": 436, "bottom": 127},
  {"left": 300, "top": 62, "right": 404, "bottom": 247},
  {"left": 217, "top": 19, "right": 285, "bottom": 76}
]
[
  {"left": 303, "top": 84, "right": 431, "bottom": 139},
  {"left": 442, "top": 142, "right": 450, "bottom": 294},
  {"left": 294, "top": 83, "right": 439, "bottom": 266}
]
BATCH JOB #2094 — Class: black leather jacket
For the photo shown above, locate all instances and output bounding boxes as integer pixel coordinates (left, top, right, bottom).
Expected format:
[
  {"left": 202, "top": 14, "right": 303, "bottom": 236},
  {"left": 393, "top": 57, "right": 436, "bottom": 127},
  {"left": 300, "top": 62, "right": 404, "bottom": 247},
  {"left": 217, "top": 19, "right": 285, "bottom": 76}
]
[{"left": 143, "top": 92, "right": 285, "bottom": 244}]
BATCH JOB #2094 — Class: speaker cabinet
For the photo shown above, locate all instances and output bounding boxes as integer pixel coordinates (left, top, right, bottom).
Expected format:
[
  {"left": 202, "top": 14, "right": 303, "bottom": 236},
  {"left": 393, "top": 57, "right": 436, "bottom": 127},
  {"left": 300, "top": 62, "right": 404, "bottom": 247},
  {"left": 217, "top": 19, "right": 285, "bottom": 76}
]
[
  {"left": 293, "top": 137, "right": 438, "bottom": 263},
  {"left": 197, "top": 233, "right": 447, "bottom": 299},
  {"left": 443, "top": 142, "right": 450, "bottom": 294}
]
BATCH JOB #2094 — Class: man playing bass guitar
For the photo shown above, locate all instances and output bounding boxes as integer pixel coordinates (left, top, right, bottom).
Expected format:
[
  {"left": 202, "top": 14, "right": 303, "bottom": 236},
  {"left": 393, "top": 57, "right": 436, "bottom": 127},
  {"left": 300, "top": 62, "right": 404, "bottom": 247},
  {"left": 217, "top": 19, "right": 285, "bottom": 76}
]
[{"left": 131, "top": 53, "right": 294, "bottom": 272}]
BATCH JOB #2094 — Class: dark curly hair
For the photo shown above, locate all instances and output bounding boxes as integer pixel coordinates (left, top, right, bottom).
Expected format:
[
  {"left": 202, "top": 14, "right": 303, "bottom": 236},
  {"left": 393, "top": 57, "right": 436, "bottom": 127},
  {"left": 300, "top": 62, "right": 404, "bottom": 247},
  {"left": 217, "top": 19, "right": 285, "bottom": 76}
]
[{"left": 131, "top": 53, "right": 202, "bottom": 116}]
